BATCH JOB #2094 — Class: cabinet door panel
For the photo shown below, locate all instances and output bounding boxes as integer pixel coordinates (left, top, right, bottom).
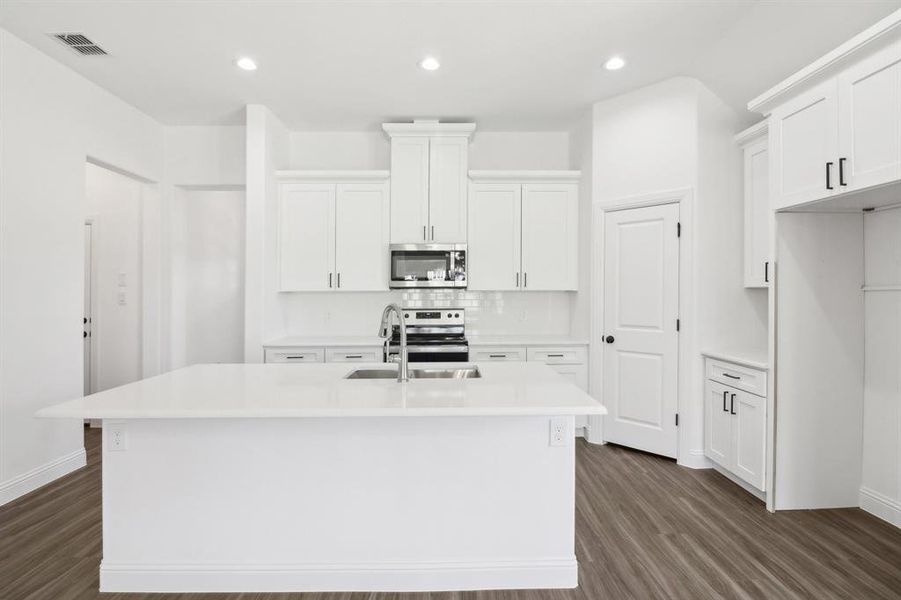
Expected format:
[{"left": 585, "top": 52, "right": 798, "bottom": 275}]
[
  {"left": 429, "top": 137, "right": 468, "bottom": 243},
  {"left": 705, "top": 381, "right": 733, "bottom": 469},
  {"left": 733, "top": 389, "right": 766, "bottom": 491},
  {"left": 744, "top": 138, "right": 770, "bottom": 288},
  {"left": 390, "top": 137, "right": 430, "bottom": 243},
  {"left": 521, "top": 184, "right": 578, "bottom": 290},
  {"left": 468, "top": 183, "right": 521, "bottom": 290},
  {"left": 770, "top": 80, "right": 839, "bottom": 210},
  {"left": 335, "top": 183, "right": 389, "bottom": 291},
  {"left": 838, "top": 41, "right": 901, "bottom": 192},
  {"left": 278, "top": 184, "right": 335, "bottom": 291}
]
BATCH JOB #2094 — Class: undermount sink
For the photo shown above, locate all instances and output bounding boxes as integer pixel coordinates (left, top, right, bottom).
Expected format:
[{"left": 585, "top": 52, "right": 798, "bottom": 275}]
[{"left": 345, "top": 367, "right": 481, "bottom": 380}]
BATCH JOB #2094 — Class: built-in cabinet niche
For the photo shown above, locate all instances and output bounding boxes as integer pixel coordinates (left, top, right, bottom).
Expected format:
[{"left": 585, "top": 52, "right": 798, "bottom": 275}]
[
  {"left": 468, "top": 171, "right": 580, "bottom": 291},
  {"left": 277, "top": 171, "right": 390, "bottom": 292},
  {"left": 383, "top": 122, "right": 474, "bottom": 244}
]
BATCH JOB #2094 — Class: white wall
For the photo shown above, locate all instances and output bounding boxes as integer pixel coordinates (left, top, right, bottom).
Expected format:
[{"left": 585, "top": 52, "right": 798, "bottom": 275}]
[
  {"left": 0, "top": 28, "right": 163, "bottom": 504},
  {"left": 164, "top": 126, "right": 245, "bottom": 187},
  {"left": 861, "top": 205, "right": 901, "bottom": 527},
  {"left": 85, "top": 163, "right": 144, "bottom": 392},
  {"left": 468, "top": 132, "right": 570, "bottom": 170},
  {"left": 590, "top": 77, "right": 767, "bottom": 467},
  {"left": 290, "top": 132, "right": 388, "bottom": 170},
  {"left": 568, "top": 113, "right": 593, "bottom": 346},
  {"left": 168, "top": 189, "right": 246, "bottom": 368}
]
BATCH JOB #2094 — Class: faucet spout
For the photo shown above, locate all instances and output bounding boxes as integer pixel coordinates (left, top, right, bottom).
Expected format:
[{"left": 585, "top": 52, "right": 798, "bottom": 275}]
[{"left": 378, "top": 303, "right": 408, "bottom": 383}]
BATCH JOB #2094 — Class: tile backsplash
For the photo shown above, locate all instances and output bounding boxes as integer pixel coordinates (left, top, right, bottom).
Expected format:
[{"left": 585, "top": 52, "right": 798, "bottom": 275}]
[{"left": 268, "top": 290, "right": 573, "bottom": 339}]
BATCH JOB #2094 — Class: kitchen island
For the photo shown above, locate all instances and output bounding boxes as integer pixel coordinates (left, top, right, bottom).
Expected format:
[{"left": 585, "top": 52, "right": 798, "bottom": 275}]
[{"left": 38, "top": 361, "right": 605, "bottom": 594}]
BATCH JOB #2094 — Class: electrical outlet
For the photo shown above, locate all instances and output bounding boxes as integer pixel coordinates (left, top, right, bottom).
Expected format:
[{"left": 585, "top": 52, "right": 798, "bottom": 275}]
[
  {"left": 549, "top": 417, "right": 568, "bottom": 447},
  {"left": 108, "top": 424, "right": 128, "bottom": 451},
  {"left": 117, "top": 291, "right": 127, "bottom": 306}
]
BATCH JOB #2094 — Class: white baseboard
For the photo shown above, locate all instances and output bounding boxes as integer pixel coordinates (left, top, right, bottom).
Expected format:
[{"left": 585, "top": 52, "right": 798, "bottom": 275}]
[
  {"left": 677, "top": 448, "right": 712, "bottom": 470},
  {"left": 100, "top": 558, "right": 578, "bottom": 593},
  {"left": 0, "top": 448, "right": 86, "bottom": 506},
  {"left": 860, "top": 487, "right": 901, "bottom": 529}
]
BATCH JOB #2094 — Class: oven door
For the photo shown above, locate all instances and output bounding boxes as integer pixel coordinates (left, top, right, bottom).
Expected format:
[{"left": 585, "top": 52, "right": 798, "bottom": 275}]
[
  {"left": 387, "top": 344, "right": 470, "bottom": 363},
  {"left": 389, "top": 244, "right": 466, "bottom": 288}
]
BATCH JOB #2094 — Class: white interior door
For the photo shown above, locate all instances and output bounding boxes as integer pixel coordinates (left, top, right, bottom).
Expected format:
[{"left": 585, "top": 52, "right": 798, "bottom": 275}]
[
  {"left": 468, "top": 183, "right": 521, "bottom": 290},
  {"left": 428, "top": 136, "right": 468, "bottom": 243},
  {"left": 335, "top": 182, "right": 389, "bottom": 291},
  {"left": 278, "top": 183, "right": 335, "bottom": 291},
  {"left": 83, "top": 222, "right": 93, "bottom": 396},
  {"left": 602, "top": 203, "right": 679, "bottom": 458},
  {"left": 521, "top": 184, "right": 578, "bottom": 290},
  {"left": 837, "top": 41, "right": 901, "bottom": 193}
]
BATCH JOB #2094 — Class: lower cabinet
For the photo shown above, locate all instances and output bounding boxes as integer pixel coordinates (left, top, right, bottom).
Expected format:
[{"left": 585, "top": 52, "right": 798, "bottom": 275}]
[
  {"left": 265, "top": 346, "right": 383, "bottom": 364},
  {"left": 704, "top": 357, "right": 767, "bottom": 491}
]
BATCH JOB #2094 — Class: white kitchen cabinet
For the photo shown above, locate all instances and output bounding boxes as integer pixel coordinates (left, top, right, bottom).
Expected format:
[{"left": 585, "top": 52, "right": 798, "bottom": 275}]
[
  {"left": 761, "top": 36, "right": 901, "bottom": 211},
  {"left": 277, "top": 173, "right": 389, "bottom": 292},
  {"left": 324, "top": 347, "right": 384, "bottom": 363},
  {"left": 471, "top": 346, "right": 528, "bottom": 362},
  {"left": 521, "top": 184, "right": 578, "bottom": 291},
  {"left": 383, "top": 122, "right": 475, "bottom": 244},
  {"left": 837, "top": 41, "right": 901, "bottom": 193},
  {"left": 468, "top": 183, "right": 521, "bottom": 290},
  {"left": 468, "top": 172, "right": 580, "bottom": 292},
  {"left": 264, "top": 347, "right": 326, "bottom": 363},
  {"left": 703, "top": 356, "right": 767, "bottom": 491},
  {"left": 278, "top": 184, "right": 335, "bottom": 291},
  {"left": 736, "top": 123, "right": 771, "bottom": 288},
  {"left": 769, "top": 79, "right": 839, "bottom": 210}
]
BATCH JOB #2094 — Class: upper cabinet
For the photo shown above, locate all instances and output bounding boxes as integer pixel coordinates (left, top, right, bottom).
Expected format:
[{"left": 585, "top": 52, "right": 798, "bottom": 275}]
[
  {"left": 750, "top": 17, "right": 901, "bottom": 211},
  {"left": 468, "top": 172, "right": 580, "bottom": 291},
  {"left": 735, "top": 122, "right": 771, "bottom": 288},
  {"left": 383, "top": 122, "right": 475, "bottom": 243},
  {"left": 277, "top": 171, "right": 390, "bottom": 292}
]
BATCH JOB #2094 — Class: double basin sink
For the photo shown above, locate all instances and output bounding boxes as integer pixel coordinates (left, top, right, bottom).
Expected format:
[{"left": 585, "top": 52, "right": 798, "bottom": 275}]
[{"left": 346, "top": 367, "right": 481, "bottom": 380}]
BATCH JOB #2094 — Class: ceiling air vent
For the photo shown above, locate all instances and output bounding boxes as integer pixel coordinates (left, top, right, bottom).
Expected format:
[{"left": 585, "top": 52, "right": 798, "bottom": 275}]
[{"left": 51, "top": 33, "right": 108, "bottom": 56}]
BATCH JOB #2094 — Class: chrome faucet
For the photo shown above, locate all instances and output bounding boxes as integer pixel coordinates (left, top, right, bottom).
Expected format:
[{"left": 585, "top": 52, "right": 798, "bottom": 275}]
[{"left": 378, "top": 303, "right": 408, "bottom": 382}]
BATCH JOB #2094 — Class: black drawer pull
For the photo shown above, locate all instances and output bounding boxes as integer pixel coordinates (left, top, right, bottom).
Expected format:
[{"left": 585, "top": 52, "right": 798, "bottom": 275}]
[
  {"left": 723, "top": 390, "right": 728, "bottom": 412},
  {"left": 547, "top": 354, "right": 565, "bottom": 358},
  {"left": 723, "top": 373, "right": 740, "bottom": 380},
  {"left": 345, "top": 355, "right": 363, "bottom": 359},
  {"left": 489, "top": 354, "right": 507, "bottom": 358},
  {"left": 730, "top": 393, "right": 737, "bottom": 415},
  {"left": 286, "top": 355, "right": 306, "bottom": 360}
]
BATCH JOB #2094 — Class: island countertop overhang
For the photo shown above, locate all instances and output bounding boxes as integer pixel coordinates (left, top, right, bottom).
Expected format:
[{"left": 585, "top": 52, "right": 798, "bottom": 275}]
[{"left": 37, "top": 362, "right": 606, "bottom": 419}]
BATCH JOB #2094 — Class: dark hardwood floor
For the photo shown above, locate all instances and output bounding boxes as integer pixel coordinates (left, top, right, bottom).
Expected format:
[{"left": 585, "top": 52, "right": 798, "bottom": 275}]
[{"left": 1, "top": 426, "right": 900, "bottom": 600}]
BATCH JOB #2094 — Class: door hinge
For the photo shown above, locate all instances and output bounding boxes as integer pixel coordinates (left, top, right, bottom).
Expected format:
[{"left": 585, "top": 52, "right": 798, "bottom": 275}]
[
  {"left": 676, "top": 222, "right": 681, "bottom": 237},
  {"left": 676, "top": 318, "right": 680, "bottom": 331},
  {"left": 675, "top": 413, "right": 679, "bottom": 426}
]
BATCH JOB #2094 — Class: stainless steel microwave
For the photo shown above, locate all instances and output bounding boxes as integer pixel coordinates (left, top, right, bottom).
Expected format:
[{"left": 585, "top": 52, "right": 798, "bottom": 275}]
[{"left": 389, "top": 244, "right": 467, "bottom": 288}]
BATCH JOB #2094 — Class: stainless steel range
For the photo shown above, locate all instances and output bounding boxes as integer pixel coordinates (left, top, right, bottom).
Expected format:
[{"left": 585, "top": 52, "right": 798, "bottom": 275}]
[{"left": 385, "top": 309, "right": 468, "bottom": 363}]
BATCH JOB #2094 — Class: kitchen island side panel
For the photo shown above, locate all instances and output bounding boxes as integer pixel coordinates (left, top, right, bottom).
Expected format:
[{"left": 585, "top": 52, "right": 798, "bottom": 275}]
[{"left": 99, "top": 415, "right": 577, "bottom": 592}]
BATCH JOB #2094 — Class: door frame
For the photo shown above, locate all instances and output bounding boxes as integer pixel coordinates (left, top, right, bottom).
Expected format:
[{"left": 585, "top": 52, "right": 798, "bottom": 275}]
[{"left": 589, "top": 187, "right": 706, "bottom": 469}]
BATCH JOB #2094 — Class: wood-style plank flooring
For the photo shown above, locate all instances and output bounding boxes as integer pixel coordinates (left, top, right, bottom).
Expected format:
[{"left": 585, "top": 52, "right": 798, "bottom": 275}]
[{"left": 1, "top": 427, "right": 900, "bottom": 599}]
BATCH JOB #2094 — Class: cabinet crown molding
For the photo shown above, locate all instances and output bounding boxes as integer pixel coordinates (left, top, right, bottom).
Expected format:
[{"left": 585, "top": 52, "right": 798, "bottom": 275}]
[
  {"left": 468, "top": 170, "right": 582, "bottom": 183},
  {"left": 382, "top": 121, "right": 476, "bottom": 138},
  {"left": 734, "top": 120, "right": 768, "bottom": 146},
  {"left": 747, "top": 9, "right": 901, "bottom": 115},
  {"left": 276, "top": 170, "right": 390, "bottom": 183}
]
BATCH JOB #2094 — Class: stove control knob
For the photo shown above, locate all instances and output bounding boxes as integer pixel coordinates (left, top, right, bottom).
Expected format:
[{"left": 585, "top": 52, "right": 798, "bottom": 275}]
[
  {"left": 447, "top": 313, "right": 452, "bottom": 318},
  {"left": 454, "top": 313, "right": 460, "bottom": 318},
  {"left": 404, "top": 313, "right": 409, "bottom": 319}
]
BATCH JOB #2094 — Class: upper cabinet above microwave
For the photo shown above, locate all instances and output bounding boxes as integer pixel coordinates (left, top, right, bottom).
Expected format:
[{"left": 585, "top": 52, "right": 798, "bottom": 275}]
[
  {"left": 383, "top": 122, "right": 475, "bottom": 244},
  {"left": 749, "top": 17, "right": 901, "bottom": 211}
]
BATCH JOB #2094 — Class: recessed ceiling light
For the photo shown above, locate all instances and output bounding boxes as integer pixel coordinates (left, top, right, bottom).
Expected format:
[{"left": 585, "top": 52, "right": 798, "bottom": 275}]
[
  {"left": 236, "top": 57, "right": 257, "bottom": 71},
  {"left": 420, "top": 56, "right": 440, "bottom": 71},
  {"left": 604, "top": 56, "right": 625, "bottom": 71}
]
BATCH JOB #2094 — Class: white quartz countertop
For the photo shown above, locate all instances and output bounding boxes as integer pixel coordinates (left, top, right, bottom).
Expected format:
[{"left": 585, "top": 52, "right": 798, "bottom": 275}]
[
  {"left": 37, "top": 362, "right": 606, "bottom": 419},
  {"left": 264, "top": 335, "right": 589, "bottom": 347},
  {"left": 701, "top": 350, "right": 769, "bottom": 371}
]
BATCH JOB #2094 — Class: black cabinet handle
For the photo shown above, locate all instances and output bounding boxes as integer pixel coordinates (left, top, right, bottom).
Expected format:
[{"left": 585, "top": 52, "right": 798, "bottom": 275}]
[
  {"left": 826, "top": 162, "right": 834, "bottom": 190},
  {"left": 547, "top": 354, "right": 565, "bottom": 358},
  {"left": 764, "top": 261, "right": 769, "bottom": 283},
  {"left": 730, "top": 393, "right": 736, "bottom": 415},
  {"left": 337, "top": 273, "right": 341, "bottom": 288},
  {"left": 345, "top": 354, "right": 362, "bottom": 359},
  {"left": 328, "top": 273, "right": 332, "bottom": 288},
  {"left": 723, "top": 390, "right": 728, "bottom": 412},
  {"left": 839, "top": 157, "right": 847, "bottom": 186},
  {"left": 605, "top": 335, "right": 615, "bottom": 344},
  {"left": 723, "top": 373, "right": 740, "bottom": 380},
  {"left": 489, "top": 354, "right": 507, "bottom": 358}
]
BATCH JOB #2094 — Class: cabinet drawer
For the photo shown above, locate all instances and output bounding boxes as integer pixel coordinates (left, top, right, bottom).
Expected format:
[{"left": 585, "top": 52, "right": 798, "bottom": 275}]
[
  {"left": 325, "top": 347, "right": 384, "bottom": 363},
  {"left": 471, "top": 346, "right": 527, "bottom": 362},
  {"left": 528, "top": 346, "right": 587, "bottom": 365},
  {"left": 706, "top": 359, "right": 767, "bottom": 397},
  {"left": 264, "top": 347, "right": 325, "bottom": 363}
]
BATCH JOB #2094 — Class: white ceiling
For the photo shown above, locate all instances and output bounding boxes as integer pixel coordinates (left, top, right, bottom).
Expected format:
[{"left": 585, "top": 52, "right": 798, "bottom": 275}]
[{"left": 1, "top": 1, "right": 899, "bottom": 131}]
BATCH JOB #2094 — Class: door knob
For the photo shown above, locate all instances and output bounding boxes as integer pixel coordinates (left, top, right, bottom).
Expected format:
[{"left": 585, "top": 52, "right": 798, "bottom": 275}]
[{"left": 605, "top": 335, "right": 615, "bottom": 344}]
